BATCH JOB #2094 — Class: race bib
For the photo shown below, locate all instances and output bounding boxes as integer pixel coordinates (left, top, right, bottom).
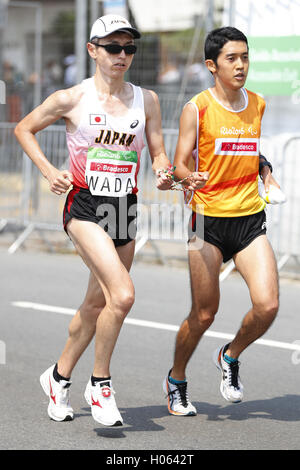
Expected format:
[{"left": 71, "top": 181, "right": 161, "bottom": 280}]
[{"left": 85, "top": 148, "right": 138, "bottom": 196}]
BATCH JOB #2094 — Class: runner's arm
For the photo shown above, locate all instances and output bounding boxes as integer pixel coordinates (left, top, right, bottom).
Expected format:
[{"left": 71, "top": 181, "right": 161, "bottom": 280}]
[
  {"left": 259, "top": 154, "right": 280, "bottom": 191},
  {"left": 14, "top": 89, "right": 76, "bottom": 195},
  {"left": 173, "top": 103, "right": 209, "bottom": 191},
  {"left": 143, "top": 89, "right": 173, "bottom": 190}
]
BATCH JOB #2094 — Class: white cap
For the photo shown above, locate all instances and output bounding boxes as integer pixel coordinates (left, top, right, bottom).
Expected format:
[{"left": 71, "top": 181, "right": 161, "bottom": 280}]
[{"left": 90, "top": 14, "right": 141, "bottom": 41}]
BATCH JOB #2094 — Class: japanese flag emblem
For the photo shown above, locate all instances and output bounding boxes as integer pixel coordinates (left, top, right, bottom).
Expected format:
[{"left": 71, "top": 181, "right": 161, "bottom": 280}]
[{"left": 90, "top": 114, "right": 106, "bottom": 125}]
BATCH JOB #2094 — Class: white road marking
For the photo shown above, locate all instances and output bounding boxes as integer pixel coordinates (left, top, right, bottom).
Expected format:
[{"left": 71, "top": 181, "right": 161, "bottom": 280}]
[{"left": 12, "top": 300, "right": 300, "bottom": 352}]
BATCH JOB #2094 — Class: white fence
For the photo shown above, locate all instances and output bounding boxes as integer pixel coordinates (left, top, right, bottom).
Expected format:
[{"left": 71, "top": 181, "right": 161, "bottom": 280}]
[
  {"left": 0, "top": 123, "right": 299, "bottom": 276},
  {"left": 220, "top": 134, "right": 300, "bottom": 280},
  {"left": 269, "top": 135, "right": 300, "bottom": 268}
]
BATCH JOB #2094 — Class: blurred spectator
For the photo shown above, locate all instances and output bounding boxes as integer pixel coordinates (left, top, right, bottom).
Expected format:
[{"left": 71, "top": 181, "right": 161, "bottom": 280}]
[
  {"left": 158, "top": 63, "right": 181, "bottom": 84},
  {"left": 186, "top": 62, "right": 207, "bottom": 84},
  {"left": 24, "top": 72, "right": 39, "bottom": 114},
  {"left": 43, "top": 60, "right": 63, "bottom": 98},
  {"left": 3, "top": 61, "right": 23, "bottom": 122},
  {"left": 63, "top": 54, "right": 76, "bottom": 87}
]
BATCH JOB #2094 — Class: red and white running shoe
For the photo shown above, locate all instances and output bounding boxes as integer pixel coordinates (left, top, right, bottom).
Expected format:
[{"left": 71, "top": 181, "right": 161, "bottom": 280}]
[
  {"left": 84, "top": 379, "right": 123, "bottom": 426},
  {"left": 40, "top": 364, "right": 73, "bottom": 421}
]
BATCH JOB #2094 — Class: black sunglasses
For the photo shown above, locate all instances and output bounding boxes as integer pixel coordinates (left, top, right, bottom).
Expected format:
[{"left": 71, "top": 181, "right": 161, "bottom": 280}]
[{"left": 92, "top": 43, "right": 137, "bottom": 55}]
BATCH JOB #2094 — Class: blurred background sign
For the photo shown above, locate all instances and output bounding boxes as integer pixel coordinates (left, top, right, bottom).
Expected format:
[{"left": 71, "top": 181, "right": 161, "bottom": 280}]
[
  {"left": 246, "top": 36, "right": 300, "bottom": 96},
  {"left": 223, "top": 0, "right": 300, "bottom": 36},
  {"left": 103, "top": 0, "right": 128, "bottom": 18},
  {"left": 223, "top": 0, "right": 300, "bottom": 133},
  {"left": 128, "top": 0, "right": 208, "bottom": 32}
]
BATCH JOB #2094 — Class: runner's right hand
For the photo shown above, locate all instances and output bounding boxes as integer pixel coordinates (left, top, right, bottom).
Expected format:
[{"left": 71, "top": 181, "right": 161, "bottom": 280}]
[{"left": 48, "top": 169, "right": 73, "bottom": 195}]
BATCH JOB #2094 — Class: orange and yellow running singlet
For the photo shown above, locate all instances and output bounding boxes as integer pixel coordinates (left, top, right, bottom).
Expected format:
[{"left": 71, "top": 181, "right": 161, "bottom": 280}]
[{"left": 187, "top": 87, "right": 266, "bottom": 217}]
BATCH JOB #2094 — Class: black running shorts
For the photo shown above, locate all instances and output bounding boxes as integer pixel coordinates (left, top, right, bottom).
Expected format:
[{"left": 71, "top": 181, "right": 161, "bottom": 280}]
[
  {"left": 63, "top": 187, "right": 137, "bottom": 247},
  {"left": 188, "top": 210, "right": 267, "bottom": 263}
]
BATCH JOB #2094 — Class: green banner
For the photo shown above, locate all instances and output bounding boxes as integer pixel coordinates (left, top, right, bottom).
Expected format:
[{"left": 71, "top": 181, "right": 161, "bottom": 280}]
[
  {"left": 87, "top": 148, "right": 138, "bottom": 163},
  {"left": 246, "top": 36, "right": 300, "bottom": 96}
]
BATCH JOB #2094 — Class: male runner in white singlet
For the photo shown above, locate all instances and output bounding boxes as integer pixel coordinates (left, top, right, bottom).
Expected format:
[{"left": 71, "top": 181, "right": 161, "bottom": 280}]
[{"left": 15, "top": 14, "right": 209, "bottom": 427}]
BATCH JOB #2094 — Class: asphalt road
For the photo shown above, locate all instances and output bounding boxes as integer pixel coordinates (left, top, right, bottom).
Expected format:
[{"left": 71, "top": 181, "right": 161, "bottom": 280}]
[{"left": 1, "top": 248, "right": 300, "bottom": 452}]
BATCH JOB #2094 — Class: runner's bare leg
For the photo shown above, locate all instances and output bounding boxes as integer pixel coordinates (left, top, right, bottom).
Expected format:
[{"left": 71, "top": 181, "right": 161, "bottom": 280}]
[
  {"left": 171, "top": 240, "right": 223, "bottom": 381},
  {"left": 226, "top": 234, "right": 279, "bottom": 359},
  {"left": 57, "top": 219, "right": 135, "bottom": 378}
]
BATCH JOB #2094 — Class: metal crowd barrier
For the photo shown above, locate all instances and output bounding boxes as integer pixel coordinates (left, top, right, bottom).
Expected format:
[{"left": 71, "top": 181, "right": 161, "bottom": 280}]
[
  {"left": 0, "top": 123, "right": 67, "bottom": 253},
  {"left": 0, "top": 123, "right": 299, "bottom": 277},
  {"left": 272, "top": 135, "right": 300, "bottom": 271},
  {"left": 0, "top": 122, "right": 23, "bottom": 221},
  {"left": 219, "top": 134, "right": 300, "bottom": 279}
]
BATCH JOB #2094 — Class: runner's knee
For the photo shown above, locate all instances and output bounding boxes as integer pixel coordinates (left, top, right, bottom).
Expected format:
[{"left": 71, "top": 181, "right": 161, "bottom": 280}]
[
  {"left": 253, "top": 298, "right": 279, "bottom": 323},
  {"left": 189, "top": 307, "right": 216, "bottom": 330},
  {"left": 110, "top": 287, "right": 135, "bottom": 319}
]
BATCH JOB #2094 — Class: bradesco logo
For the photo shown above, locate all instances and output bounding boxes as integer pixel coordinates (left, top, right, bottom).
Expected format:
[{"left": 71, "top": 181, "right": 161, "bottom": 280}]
[
  {"left": 222, "top": 142, "right": 256, "bottom": 151},
  {"left": 90, "top": 162, "right": 132, "bottom": 173},
  {"left": 215, "top": 138, "right": 259, "bottom": 156}
]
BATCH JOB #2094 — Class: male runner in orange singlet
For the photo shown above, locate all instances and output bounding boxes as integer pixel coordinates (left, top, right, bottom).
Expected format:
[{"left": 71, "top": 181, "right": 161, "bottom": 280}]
[{"left": 163, "top": 26, "right": 280, "bottom": 416}]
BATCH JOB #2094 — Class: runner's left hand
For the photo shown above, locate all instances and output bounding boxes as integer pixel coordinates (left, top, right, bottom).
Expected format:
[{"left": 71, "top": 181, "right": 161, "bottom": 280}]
[
  {"left": 183, "top": 171, "right": 209, "bottom": 191},
  {"left": 260, "top": 166, "right": 280, "bottom": 192}
]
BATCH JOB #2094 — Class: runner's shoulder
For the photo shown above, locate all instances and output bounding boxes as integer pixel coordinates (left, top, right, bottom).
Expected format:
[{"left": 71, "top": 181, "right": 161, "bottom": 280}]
[
  {"left": 244, "top": 88, "right": 266, "bottom": 105},
  {"left": 181, "top": 89, "right": 209, "bottom": 118},
  {"left": 49, "top": 84, "right": 85, "bottom": 115},
  {"left": 141, "top": 88, "right": 160, "bottom": 108},
  {"left": 189, "top": 89, "right": 211, "bottom": 107}
]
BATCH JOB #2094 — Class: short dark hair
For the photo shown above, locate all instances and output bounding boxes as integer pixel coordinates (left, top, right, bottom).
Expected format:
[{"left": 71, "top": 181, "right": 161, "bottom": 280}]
[{"left": 204, "top": 26, "right": 248, "bottom": 63}]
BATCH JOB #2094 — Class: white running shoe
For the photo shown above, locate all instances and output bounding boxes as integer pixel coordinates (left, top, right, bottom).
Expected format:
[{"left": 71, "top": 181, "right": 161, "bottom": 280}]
[
  {"left": 213, "top": 345, "right": 244, "bottom": 403},
  {"left": 84, "top": 379, "right": 123, "bottom": 426},
  {"left": 163, "top": 371, "right": 197, "bottom": 416},
  {"left": 40, "top": 364, "right": 74, "bottom": 421}
]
